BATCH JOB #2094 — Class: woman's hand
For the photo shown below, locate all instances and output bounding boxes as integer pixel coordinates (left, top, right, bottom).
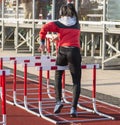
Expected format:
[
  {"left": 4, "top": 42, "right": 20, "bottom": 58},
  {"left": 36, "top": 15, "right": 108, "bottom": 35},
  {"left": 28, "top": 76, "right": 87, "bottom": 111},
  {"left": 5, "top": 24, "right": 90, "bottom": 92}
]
[
  {"left": 51, "top": 34, "right": 59, "bottom": 42},
  {"left": 38, "top": 39, "right": 46, "bottom": 52},
  {"left": 38, "top": 44, "right": 46, "bottom": 52}
]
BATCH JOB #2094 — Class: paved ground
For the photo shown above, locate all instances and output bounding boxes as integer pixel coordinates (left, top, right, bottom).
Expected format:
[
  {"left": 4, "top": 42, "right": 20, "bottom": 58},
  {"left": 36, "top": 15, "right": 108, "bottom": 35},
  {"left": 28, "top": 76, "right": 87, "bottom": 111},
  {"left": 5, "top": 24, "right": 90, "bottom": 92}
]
[{"left": 1, "top": 74, "right": 120, "bottom": 125}]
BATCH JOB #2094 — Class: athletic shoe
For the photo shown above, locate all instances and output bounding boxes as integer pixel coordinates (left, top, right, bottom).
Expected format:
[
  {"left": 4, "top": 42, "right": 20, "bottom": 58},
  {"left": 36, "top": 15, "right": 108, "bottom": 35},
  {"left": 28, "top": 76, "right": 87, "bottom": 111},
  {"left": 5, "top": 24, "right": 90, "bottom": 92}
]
[
  {"left": 54, "top": 101, "right": 63, "bottom": 113},
  {"left": 70, "top": 107, "right": 78, "bottom": 117}
]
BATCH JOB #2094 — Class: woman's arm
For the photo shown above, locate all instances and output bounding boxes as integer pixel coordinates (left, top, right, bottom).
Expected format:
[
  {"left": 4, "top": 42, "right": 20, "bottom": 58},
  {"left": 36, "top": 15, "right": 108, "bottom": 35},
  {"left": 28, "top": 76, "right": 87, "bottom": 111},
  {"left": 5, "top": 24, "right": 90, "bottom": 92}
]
[
  {"left": 38, "top": 22, "right": 59, "bottom": 52},
  {"left": 39, "top": 22, "right": 59, "bottom": 40}
]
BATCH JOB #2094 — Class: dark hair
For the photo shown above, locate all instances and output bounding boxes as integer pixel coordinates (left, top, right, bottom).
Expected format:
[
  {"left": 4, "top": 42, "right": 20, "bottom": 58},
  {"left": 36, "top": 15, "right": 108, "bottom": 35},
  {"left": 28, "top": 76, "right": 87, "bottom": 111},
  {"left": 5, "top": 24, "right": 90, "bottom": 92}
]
[{"left": 59, "top": 3, "right": 78, "bottom": 22}]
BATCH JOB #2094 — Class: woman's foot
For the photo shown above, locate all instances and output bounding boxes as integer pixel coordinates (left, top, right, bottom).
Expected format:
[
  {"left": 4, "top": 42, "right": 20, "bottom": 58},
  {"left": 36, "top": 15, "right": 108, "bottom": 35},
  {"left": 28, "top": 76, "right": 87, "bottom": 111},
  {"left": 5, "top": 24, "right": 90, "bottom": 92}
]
[
  {"left": 70, "top": 107, "right": 78, "bottom": 117},
  {"left": 54, "top": 101, "right": 63, "bottom": 113}
]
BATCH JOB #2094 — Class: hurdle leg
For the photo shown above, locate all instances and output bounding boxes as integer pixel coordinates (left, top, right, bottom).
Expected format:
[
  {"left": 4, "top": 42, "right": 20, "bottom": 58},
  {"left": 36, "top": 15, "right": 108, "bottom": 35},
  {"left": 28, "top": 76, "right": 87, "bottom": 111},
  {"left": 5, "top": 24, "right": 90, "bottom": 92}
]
[
  {"left": 38, "top": 69, "right": 43, "bottom": 115},
  {"left": 23, "top": 63, "right": 28, "bottom": 110},
  {"left": 10, "top": 61, "right": 26, "bottom": 109},
  {"left": 12, "top": 62, "right": 27, "bottom": 110},
  {"left": 92, "top": 65, "right": 114, "bottom": 120},
  {"left": 24, "top": 63, "right": 40, "bottom": 116},
  {"left": 38, "top": 68, "right": 57, "bottom": 124},
  {"left": 62, "top": 71, "right": 71, "bottom": 104},
  {"left": 0, "top": 71, "right": 7, "bottom": 125},
  {"left": 46, "top": 70, "right": 55, "bottom": 99},
  {"left": 78, "top": 65, "right": 95, "bottom": 112},
  {"left": 0, "top": 58, "right": 3, "bottom": 88},
  {"left": 13, "top": 60, "right": 17, "bottom": 105}
]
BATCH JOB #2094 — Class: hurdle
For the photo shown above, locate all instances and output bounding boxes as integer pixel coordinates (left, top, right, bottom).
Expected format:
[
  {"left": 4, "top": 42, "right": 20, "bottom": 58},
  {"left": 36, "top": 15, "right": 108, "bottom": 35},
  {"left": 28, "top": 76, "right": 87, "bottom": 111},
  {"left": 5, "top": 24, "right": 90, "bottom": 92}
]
[
  {"left": 0, "top": 56, "right": 40, "bottom": 105},
  {"left": 0, "top": 69, "right": 10, "bottom": 125},
  {"left": 0, "top": 56, "right": 64, "bottom": 120},
  {"left": 19, "top": 57, "right": 56, "bottom": 116},
  {"left": 0, "top": 56, "right": 56, "bottom": 116},
  {"left": 62, "top": 65, "right": 114, "bottom": 119},
  {"left": 5, "top": 56, "right": 63, "bottom": 117},
  {"left": 0, "top": 56, "right": 54, "bottom": 105},
  {"left": 0, "top": 56, "right": 115, "bottom": 124},
  {"left": 36, "top": 64, "right": 114, "bottom": 124},
  {"left": 2, "top": 56, "right": 56, "bottom": 116},
  {"left": 10, "top": 56, "right": 114, "bottom": 124}
]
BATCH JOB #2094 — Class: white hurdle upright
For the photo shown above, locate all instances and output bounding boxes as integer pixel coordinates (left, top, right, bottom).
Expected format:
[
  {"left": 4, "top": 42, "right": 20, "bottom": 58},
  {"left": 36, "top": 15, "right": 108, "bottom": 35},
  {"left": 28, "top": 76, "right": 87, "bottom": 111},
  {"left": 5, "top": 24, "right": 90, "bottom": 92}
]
[{"left": 0, "top": 69, "right": 10, "bottom": 125}]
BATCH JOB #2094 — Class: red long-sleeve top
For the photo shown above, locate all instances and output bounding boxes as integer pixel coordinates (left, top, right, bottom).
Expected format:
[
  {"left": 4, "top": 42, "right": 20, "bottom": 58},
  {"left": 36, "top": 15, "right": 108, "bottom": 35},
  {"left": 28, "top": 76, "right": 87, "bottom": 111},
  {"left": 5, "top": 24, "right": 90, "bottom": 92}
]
[{"left": 39, "top": 21, "right": 80, "bottom": 48}]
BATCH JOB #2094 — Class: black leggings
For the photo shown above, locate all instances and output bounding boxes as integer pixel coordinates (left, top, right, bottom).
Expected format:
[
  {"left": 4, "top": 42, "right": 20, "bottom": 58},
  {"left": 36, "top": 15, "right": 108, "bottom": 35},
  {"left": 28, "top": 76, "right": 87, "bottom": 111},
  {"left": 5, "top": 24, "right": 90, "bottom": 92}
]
[{"left": 55, "top": 47, "right": 81, "bottom": 109}]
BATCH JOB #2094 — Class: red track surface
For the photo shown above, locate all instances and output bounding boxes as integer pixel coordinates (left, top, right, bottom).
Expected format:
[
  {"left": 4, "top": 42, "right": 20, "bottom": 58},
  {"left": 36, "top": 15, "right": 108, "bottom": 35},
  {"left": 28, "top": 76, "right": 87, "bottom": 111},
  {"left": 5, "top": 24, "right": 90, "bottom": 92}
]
[{"left": 0, "top": 75, "right": 120, "bottom": 125}]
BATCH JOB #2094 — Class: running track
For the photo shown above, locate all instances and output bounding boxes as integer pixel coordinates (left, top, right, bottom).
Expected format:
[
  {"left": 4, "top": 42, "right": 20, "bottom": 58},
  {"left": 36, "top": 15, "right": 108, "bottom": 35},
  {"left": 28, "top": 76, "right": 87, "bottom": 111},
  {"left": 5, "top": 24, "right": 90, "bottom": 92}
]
[{"left": 0, "top": 75, "right": 120, "bottom": 125}]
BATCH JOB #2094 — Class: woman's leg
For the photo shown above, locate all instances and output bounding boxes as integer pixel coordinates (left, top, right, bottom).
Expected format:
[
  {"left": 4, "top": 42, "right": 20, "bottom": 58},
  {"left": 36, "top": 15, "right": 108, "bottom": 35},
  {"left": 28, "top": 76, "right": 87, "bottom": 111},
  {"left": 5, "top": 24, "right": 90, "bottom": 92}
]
[
  {"left": 55, "top": 47, "right": 68, "bottom": 102},
  {"left": 55, "top": 70, "right": 64, "bottom": 102},
  {"left": 67, "top": 48, "right": 82, "bottom": 109},
  {"left": 54, "top": 48, "right": 67, "bottom": 113}
]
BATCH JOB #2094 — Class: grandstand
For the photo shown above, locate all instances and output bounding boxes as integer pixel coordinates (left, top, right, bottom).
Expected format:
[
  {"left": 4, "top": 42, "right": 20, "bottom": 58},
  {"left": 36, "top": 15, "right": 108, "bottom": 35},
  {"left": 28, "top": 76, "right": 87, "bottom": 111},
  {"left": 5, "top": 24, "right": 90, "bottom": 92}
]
[{"left": 0, "top": 0, "right": 120, "bottom": 69}]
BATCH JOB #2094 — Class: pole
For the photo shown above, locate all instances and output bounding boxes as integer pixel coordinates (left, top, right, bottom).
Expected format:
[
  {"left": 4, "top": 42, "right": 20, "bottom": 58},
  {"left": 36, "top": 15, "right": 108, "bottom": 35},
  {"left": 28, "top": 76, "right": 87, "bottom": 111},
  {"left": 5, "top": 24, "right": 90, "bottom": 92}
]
[
  {"left": 102, "top": 0, "right": 106, "bottom": 69},
  {"left": 75, "top": 0, "right": 79, "bottom": 13},
  {"left": 52, "top": 0, "right": 55, "bottom": 20}
]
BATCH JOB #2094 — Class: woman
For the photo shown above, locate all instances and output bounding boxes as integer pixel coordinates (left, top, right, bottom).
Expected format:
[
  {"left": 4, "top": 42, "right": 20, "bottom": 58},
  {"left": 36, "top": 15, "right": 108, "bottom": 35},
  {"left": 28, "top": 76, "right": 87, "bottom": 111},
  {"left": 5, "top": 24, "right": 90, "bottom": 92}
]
[{"left": 38, "top": 3, "right": 81, "bottom": 117}]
